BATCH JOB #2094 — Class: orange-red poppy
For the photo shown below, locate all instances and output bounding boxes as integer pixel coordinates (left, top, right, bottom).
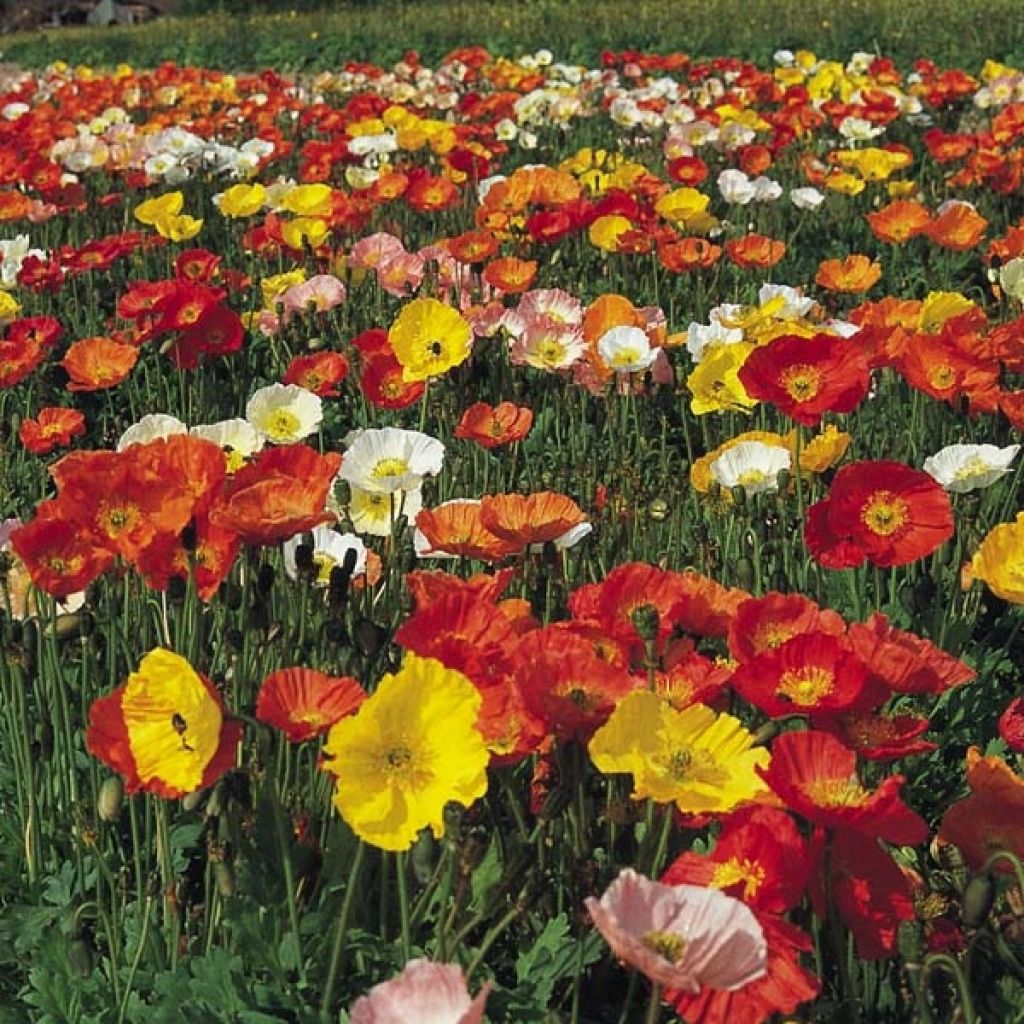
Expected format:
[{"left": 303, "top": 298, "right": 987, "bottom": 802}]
[
  {"left": 454, "top": 401, "right": 533, "bottom": 448},
  {"left": 866, "top": 200, "right": 932, "bottom": 243},
  {"left": 728, "top": 592, "right": 846, "bottom": 663},
  {"left": 725, "top": 233, "right": 787, "bottom": 269},
  {"left": 61, "top": 336, "right": 139, "bottom": 391},
  {"left": 657, "top": 236, "right": 721, "bottom": 272},
  {"left": 479, "top": 491, "right": 587, "bottom": 549},
  {"left": 482, "top": 256, "right": 537, "bottom": 294},
  {"left": 18, "top": 406, "right": 85, "bottom": 455},
  {"left": 445, "top": 229, "right": 499, "bottom": 264},
  {"left": 814, "top": 253, "right": 882, "bottom": 293},
  {"left": 256, "top": 667, "right": 365, "bottom": 742},
  {"left": 415, "top": 501, "right": 519, "bottom": 562},
  {"left": 925, "top": 203, "right": 988, "bottom": 250},
  {"left": 282, "top": 350, "right": 350, "bottom": 397}
]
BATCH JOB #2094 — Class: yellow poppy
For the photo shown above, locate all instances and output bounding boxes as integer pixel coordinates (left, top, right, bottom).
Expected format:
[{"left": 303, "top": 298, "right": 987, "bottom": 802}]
[{"left": 388, "top": 297, "right": 473, "bottom": 382}]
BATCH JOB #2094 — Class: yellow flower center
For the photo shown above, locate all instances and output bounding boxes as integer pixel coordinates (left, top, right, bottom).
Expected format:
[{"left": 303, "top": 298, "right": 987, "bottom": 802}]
[
  {"left": 861, "top": 491, "right": 909, "bottom": 536},
  {"left": 780, "top": 363, "right": 821, "bottom": 401},
  {"left": 928, "top": 364, "right": 956, "bottom": 389},
  {"left": 45, "top": 554, "right": 83, "bottom": 575},
  {"left": 710, "top": 856, "right": 766, "bottom": 900},
  {"left": 753, "top": 622, "right": 795, "bottom": 651},
  {"left": 737, "top": 468, "right": 767, "bottom": 488},
  {"left": 777, "top": 665, "right": 834, "bottom": 705},
  {"left": 641, "top": 930, "right": 688, "bottom": 963},
  {"left": 313, "top": 552, "right": 336, "bottom": 585},
  {"left": 537, "top": 338, "right": 567, "bottom": 367},
  {"left": 382, "top": 745, "right": 413, "bottom": 775},
  {"left": 951, "top": 456, "right": 991, "bottom": 483},
  {"left": 97, "top": 501, "right": 140, "bottom": 537},
  {"left": 609, "top": 348, "right": 642, "bottom": 370},
  {"left": 264, "top": 408, "right": 301, "bottom": 441},
  {"left": 802, "top": 775, "right": 870, "bottom": 807},
  {"left": 663, "top": 746, "right": 717, "bottom": 782},
  {"left": 224, "top": 447, "right": 247, "bottom": 473},
  {"left": 371, "top": 457, "right": 410, "bottom": 479}
]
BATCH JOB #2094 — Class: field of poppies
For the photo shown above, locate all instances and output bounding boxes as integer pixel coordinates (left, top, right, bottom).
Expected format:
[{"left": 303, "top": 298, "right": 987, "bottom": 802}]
[{"left": 2, "top": 36, "right": 1024, "bottom": 1024}]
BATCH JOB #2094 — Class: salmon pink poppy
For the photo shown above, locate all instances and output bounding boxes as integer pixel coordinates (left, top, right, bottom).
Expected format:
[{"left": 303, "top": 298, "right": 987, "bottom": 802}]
[{"left": 349, "top": 959, "right": 490, "bottom": 1024}]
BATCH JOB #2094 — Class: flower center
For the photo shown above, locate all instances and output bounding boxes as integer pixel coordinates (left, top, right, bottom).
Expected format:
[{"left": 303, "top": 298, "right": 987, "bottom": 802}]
[
  {"left": 382, "top": 745, "right": 413, "bottom": 775},
  {"left": 861, "top": 490, "right": 909, "bottom": 536},
  {"left": 641, "top": 930, "right": 688, "bottom": 963},
  {"left": 313, "top": 552, "right": 336, "bottom": 585},
  {"left": 98, "top": 501, "right": 140, "bottom": 537},
  {"left": 737, "top": 468, "right": 767, "bottom": 488},
  {"left": 928, "top": 364, "right": 956, "bottom": 389},
  {"left": 264, "top": 408, "right": 301, "bottom": 441},
  {"left": 610, "top": 348, "right": 642, "bottom": 370},
  {"left": 780, "top": 363, "right": 821, "bottom": 401},
  {"left": 753, "top": 622, "right": 795, "bottom": 651},
  {"left": 710, "top": 856, "right": 766, "bottom": 900},
  {"left": 371, "top": 456, "right": 410, "bottom": 479},
  {"left": 802, "top": 775, "right": 870, "bottom": 807},
  {"left": 951, "top": 456, "right": 991, "bottom": 483},
  {"left": 777, "top": 665, "right": 834, "bottom": 705}
]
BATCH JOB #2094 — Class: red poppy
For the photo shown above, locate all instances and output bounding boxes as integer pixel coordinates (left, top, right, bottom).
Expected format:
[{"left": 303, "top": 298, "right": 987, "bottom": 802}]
[
  {"left": 174, "top": 248, "right": 221, "bottom": 283},
  {"left": 846, "top": 613, "right": 975, "bottom": 695},
  {"left": 512, "top": 628, "right": 640, "bottom": 741},
  {"left": 61, "top": 336, "right": 139, "bottom": 391},
  {"left": 738, "top": 333, "right": 870, "bottom": 425},
  {"left": 6, "top": 315, "right": 62, "bottom": 349},
  {"left": 728, "top": 592, "right": 846, "bottom": 662},
  {"left": 135, "top": 512, "right": 241, "bottom": 603},
  {"left": 359, "top": 352, "right": 425, "bottom": 409},
  {"left": 454, "top": 401, "right": 533, "bottom": 448},
  {"left": 0, "top": 335, "right": 47, "bottom": 388},
  {"left": 19, "top": 406, "right": 86, "bottom": 454},
  {"left": 822, "top": 709, "right": 936, "bottom": 761},
  {"left": 282, "top": 350, "right": 350, "bottom": 397},
  {"left": 805, "top": 460, "right": 954, "bottom": 569},
  {"left": 404, "top": 568, "right": 514, "bottom": 610},
  {"left": 809, "top": 828, "right": 916, "bottom": 960},
  {"left": 999, "top": 696, "right": 1024, "bottom": 752},
  {"left": 256, "top": 667, "right": 365, "bottom": 742},
  {"left": 663, "top": 806, "right": 810, "bottom": 914},
  {"left": 9, "top": 500, "right": 115, "bottom": 597},
  {"left": 732, "top": 632, "right": 868, "bottom": 719},
  {"left": 653, "top": 650, "right": 732, "bottom": 711},
  {"left": 209, "top": 445, "right": 341, "bottom": 546},
  {"left": 758, "top": 730, "right": 928, "bottom": 845}
]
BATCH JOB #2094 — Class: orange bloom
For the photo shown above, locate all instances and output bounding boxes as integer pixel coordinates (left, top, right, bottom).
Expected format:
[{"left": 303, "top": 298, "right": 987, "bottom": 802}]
[
  {"left": 415, "top": 501, "right": 519, "bottom": 562},
  {"left": 61, "top": 336, "right": 139, "bottom": 391},
  {"left": 814, "top": 254, "right": 882, "bottom": 293},
  {"left": 938, "top": 748, "right": 1024, "bottom": 870},
  {"left": 256, "top": 667, "right": 365, "bottom": 742},
  {"left": 282, "top": 350, "right": 349, "bottom": 397},
  {"left": 658, "top": 237, "right": 722, "bottom": 272},
  {"left": 19, "top": 407, "right": 86, "bottom": 454},
  {"left": 454, "top": 401, "right": 533, "bottom": 448},
  {"left": 445, "top": 229, "right": 499, "bottom": 264},
  {"left": 866, "top": 200, "right": 932, "bottom": 243},
  {"left": 482, "top": 256, "right": 537, "bottom": 294},
  {"left": 479, "top": 491, "right": 588, "bottom": 549},
  {"left": 925, "top": 203, "right": 988, "bottom": 251},
  {"left": 728, "top": 593, "right": 846, "bottom": 663},
  {"left": 726, "top": 234, "right": 786, "bottom": 269},
  {"left": 405, "top": 568, "right": 514, "bottom": 609},
  {"left": 0, "top": 190, "right": 31, "bottom": 222}
]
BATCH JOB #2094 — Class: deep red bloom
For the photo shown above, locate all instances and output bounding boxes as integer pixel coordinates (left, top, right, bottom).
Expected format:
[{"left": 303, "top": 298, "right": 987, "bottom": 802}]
[
  {"left": 999, "top": 696, "right": 1024, "bottom": 752},
  {"left": 805, "top": 460, "right": 954, "bottom": 569},
  {"left": 728, "top": 592, "right": 846, "bottom": 662},
  {"left": 738, "top": 333, "right": 870, "bottom": 425},
  {"left": 758, "top": 730, "right": 928, "bottom": 845},
  {"left": 821, "top": 709, "right": 936, "bottom": 761}
]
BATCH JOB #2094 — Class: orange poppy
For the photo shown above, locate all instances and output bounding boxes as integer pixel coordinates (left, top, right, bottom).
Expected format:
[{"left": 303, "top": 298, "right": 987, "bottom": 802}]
[
  {"left": 925, "top": 203, "right": 988, "bottom": 251},
  {"left": 454, "top": 401, "right": 534, "bottom": 448},
  {"left": 256, "top": 667, "right": 365, "bottom": 742},
  {"left": 866, "top": 200, "right": 932, "bottom": 243},
  {"left": 405, "top": 568, "right": 515, "bottom": 610},
  {"left": 415, "top": 501, "right": 519, "bottom": 562},
  {"left": 479, "top": 491, "right": 588, "bottom": 549},
  {"left": 18, "top": 407, "right": 85, "bottom": 455},
  {"left": 814, "top": 254, "right": 882, "bottom": 293},
  {"left": 725, "top": 233, "right": 787, "bottom": 269},
  {"left": 61, "top": 336, "right": 139, "bottom": 391},
  {"left": 282, "top": 350, "right": 350, "bottom": 397},
  {"left": 657, "top": 236, "right": 721, "bottom": 272},
  {"left": 0, "top": 190, "right": 31, "bottom": 222},
  {"left": 445, "top": 229, "right": 499, "bottom": 264},
  {"left": 482, "top": 256, "right": 537, "bottom": 294}
]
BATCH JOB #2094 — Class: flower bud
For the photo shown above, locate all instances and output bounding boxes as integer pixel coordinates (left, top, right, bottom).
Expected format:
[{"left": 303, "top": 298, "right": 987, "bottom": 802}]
[
  {"left": 962, "top": 873, "right": 996, "bottom": 929},
  {"left": 97, "top": 776, "right": 124, "bottom": 823},
  {"left": 730, "top": 485, "right": 747, "bottom": 507},
  {"left": 648, "top": 498, "right": 669, "bottom": 522},
  {"left": 733, "top": 556, "right": 756, "bottom": 590},
  {"left": 65, "top": 934, "right": 95, "bottom": 979},
  {"left": 629, "top": 603, "right": 661, "bottom": 645}
]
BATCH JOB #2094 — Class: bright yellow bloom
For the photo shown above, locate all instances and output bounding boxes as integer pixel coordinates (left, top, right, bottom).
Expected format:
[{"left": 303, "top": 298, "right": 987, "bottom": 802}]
[
  {"left": 321, "top": 654, "right": 489, "bottom": 851},
  {"left": 261, "top": 269, "right": 307, "bottom": 310},
  {"left": 217, "top": 182, "right": 267, "bottom": 218},
  {"left": 0, "top": 290, "right": 21, "bottom": 324},
  {"left": 589, "top": 214, "right": 633, "bottom": 252},
  {"left": 918, "top": 291, "right": 976, "bottom": 333},
  {"left": 824, "top": 171, "right": 865, "bottom": 196},
  {"left": 122, "top": 649, "right": 223, "bottom": 794},
  {"left": 787, "top": 424, "right": 852, "bottom": 473},
  {"left": 134, "top": 191, "right": 184, "bottom": 226},
  {"left": 971, "top": 513, "right": 1024, "bottom": 603},
  {"left": 388, "top": 297, "right": 472, "bottom": 382},
  {"left": 655, "top": 187, "right": 711, "bottom": 227},
  {"left": 152, "top": 213, "right": 203, "bottom": 242},
  {"left": 280, "top": 216, "right": 330, "bottom": 250},
  {"left": 589, "top": 691, "right": 769, "bottom": 814},
  {"left": 280, "top": 183, "right": 333, "bottom": 217},
  {"left": 687, "top": 343, "right": 758, "bottom": 415}
]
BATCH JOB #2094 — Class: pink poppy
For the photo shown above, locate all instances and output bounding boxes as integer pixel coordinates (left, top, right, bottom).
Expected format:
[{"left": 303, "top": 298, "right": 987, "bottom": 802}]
[
  {"left": 349, "top": 231, "right": 406, "bottom": 271},
  {"left": 584, "top": 868, "right": 768, "bottom": 994},
  {"left": 280, "top": 274, "right": 347, "bottom": 317},
  {"left": 349, "top": 959, "right": 490, "bottom": 1024},
  {"left": 376, "top": 250, "right": 426, "bottom": 297}
]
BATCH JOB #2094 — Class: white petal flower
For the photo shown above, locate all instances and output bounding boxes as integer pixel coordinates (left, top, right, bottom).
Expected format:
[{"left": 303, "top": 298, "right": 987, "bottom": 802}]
[
  {"left": 598, "top": 326, "right": 657, "bottom": 373},
  {"left": 923, "top": 444, "right": 1020, "bottom": 493},
  {"left": 117, "top": 413, "right": 188, "bottom": 450},
  {"left": 717, "top": 168, "right": 756, "bottom": 205},
  {"left": 340, "top": 427, "right": 445, "bottom": 494},
  {"left": 710, "top": 442, "right": 792, "bottom": 496},
  {"left": 346, "top": 485, "right": 423, "bottom": 538},
  {"left": 190, "top": 418, "right": 265, "bottom": 471},
  {"left": 246, "top": 384, "right": 323, "bottom": 445},
  {"left": 790, "top": 187, "right": 825, "bottom": 210},
  {"left": 283, "top": 526, "right": 367, "bottom": 585}
]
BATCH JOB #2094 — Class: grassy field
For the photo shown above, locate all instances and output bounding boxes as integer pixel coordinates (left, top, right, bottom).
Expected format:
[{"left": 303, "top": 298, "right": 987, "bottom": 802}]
[{"left": 3, "top": 0, "right": 1024, "bottom": 71}]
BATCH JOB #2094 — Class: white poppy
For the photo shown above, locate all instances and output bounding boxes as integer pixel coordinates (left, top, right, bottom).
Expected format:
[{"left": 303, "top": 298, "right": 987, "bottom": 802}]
[
  {"left": 117, "top": 413, "right": 188, "bottom": 450},
  {"left": 339, "top": 427, "right": 444, "bottom": 494},
  {"left": 246, "top": 383, "right": 323, "bottom": 445},
  {"left": 283, "top": 526, "right": 366, "bottom": 585},
  {"left": 710, "top": 442, "right": 792, "bottom": 496},
  {"left": 923, "top": 443, "right": 1020, "bottom": 493},
  {"left": 345, "top": 485, "right": 423, "bottom": 538},
  {"left": 190, "top": 418, "right": 265, "bottom": 471},
  {"left": 598, "top": 326, "right": 657, "bottom": 373},
  {"left": 717, "top": 168, "right": 757, "bottom": 205}
]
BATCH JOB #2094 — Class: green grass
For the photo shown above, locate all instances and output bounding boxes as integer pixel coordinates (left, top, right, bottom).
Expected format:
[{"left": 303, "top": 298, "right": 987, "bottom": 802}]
[{"left": 3, "top": 0, "right": 1024, "bottom": 71}]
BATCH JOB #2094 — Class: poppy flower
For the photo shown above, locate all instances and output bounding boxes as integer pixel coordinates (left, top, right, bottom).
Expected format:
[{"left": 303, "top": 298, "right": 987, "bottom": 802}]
[
  {"left": 359, "top": 352, "right": 426, "bottom": 409},
  {"left": 999, "top": 697, "right": 1024, "bottom": 752},
  {"left": 86, "top": 648, "right": 241, "bottom": 798},
  {"left": 757, "top": 730, "right": 928, "bottom": 845},
  {"left": 404, "top": 568, "right": 514, "bottom": 611},
  {"left": 845, "top": 613, "right": 975, "bottom": 695},
  {"left": 866, "top": 200, "right": 932, "bottom": 243},
  {"left": 925, "top": 201, "right": 988, "bottom": 250},
  {"left": 725, "top": 234, "right": 786, "bottom": 269},
  {"left": 454, "top": 401, "right": 533, "bottom": 448},
  {"left": 211, "top": 445, "right": 341, "bottom": 546},
  {"left": 585, "top": 868, "right": 767, "bottom": 994},
  {"left": 728, "top": 592, "right": 846, "bottom": 663},
  {"left": 60, "top": 336, "right": 138, "bottom": 391},
  {"left": 686, "top": 343, "right": 758, "bottom": 415},
  {"left": 970, "top": 512, "right": 1024, "bottom": 603},
  {"left": 257, "top": 667, "right": 365, "bottom": 742},
  {"left": 19, "top": 407, "right": 86, "bottom": 454},
  {"left": 805, "top": 460, "right": 954, "bottom": 569},
  {"left": 349, "top": 959, "right": 490, "bottom": 1024},
  {"left": 340, "top": 426, "right": 444, "bottom": 495},
  {"left": 654, "top": 651, "right": 732, "bottom": 711},
  {"left": 822, "top": 710, "right": 936, "bottom": 761},
  {"left": 246, "top": 383, "right": 323, "bottom": 445},
  {"left": 814, "top": 254, "right": 882, "bottom": 292},
  {"left": 445, "top": 229, "right": 499, "bottom": 264},
  {"left": 482, "top": 256, "right": 537, "bottom": 294},
  {"left": 658, "top": 236, "right": 722, "bottom": 272},
  {"left": 589, "top": 690, "right": 769, "bottom": 814},
  {"left": 479, "top": 491, "right": 588, "bottom": 550},
  {"left": 738, "top": 333, "right": 870, "bottom": 426},
  {"left": 415, "top": 500, "right": 519, "bottom": 562},
  {"left": 731, "top": 632, "right": 868, "bottom": 719},
  {"left": 282, "top": 350, "right": 350, "bottom": 397},
  {"left": 320, "top": 654, "right": 489, "bottom": 851}
]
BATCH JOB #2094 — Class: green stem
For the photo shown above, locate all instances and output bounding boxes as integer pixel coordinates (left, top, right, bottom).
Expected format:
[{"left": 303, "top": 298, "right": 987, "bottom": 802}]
[
  {"left": 320, "top": 840, "right": 367, "bottom": 1020},
  {"left": 396, "top": 850, "right": 412, "bottom": 962},
  {"left": 644, "top": 982, "right": 663, "bottom": 1024}
]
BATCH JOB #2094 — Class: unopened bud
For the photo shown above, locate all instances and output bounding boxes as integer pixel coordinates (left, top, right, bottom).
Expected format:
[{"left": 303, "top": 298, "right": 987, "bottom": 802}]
[
  {"left": 97, "top": 776, "right": 124, "bottom": 823},
  {"left": 962, "top": 873, "right": 996, "bottom": 929}
]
